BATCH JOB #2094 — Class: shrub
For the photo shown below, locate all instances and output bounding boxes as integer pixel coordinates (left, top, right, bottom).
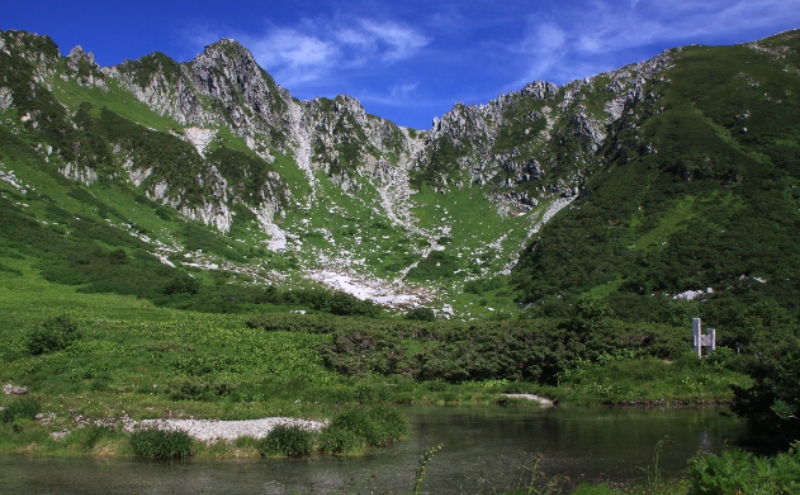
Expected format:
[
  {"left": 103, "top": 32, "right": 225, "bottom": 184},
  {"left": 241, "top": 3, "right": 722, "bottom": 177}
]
[
  {"left": 327, "top": 406, "right": 410, "bottom": 448},
  {"left": 259, "top": 425, "right": 313, "bottom": 457},
  {"left": 318, "top": 426, "right": 362, "bottom": 454},
  {"left": 406, "top": 307, "right": 436, "bottom": 322},
  {"left": 163, "top": 275, "right": 200, "bottom": 296},
  {"left": 1, "top": 397, "right": 40, "bottom": 423},
  {"left": 27, "top": 314, "right": 81, "bottom": 355},
  {"left": 326, "top": 409, "right": 380, "bottom": 446},
  {"left": 367, "top": 406, "right": 411, "bottom": 443},
  {"left": 130, "top": 429, "right": 192, "bottom": 459},
  {"left": 705, "top": 346, "right": 740, "bottom": 371}
]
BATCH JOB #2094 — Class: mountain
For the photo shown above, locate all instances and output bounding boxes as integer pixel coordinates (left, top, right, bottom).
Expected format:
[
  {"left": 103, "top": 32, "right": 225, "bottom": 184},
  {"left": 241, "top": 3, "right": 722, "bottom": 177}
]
[{"left": 1, "top": 28, "right": 799, "bottom": 329}]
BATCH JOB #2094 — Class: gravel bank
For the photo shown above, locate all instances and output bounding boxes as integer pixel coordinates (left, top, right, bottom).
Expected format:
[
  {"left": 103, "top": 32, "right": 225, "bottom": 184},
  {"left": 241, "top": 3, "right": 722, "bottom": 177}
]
[{"left": 134, "top": 417, "right": 328, "bottom": 443}]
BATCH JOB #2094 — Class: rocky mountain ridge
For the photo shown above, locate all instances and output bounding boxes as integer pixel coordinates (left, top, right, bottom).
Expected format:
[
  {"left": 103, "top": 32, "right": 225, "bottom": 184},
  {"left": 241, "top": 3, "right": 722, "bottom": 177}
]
[
  {"left": 56, "top": 35, "right": 680, "bottom": 226},
  {"left": 3, "top": 27, "right": 797, "bottom": 320}
]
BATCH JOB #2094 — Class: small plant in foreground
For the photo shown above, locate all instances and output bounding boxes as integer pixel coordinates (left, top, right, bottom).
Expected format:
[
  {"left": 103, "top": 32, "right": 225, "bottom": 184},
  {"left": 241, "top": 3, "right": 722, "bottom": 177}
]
[
  {"left": 511, "top": 454, "right": 568, "bottom": 495},
  {"left": 1, "top": 397, "right": 41, "bottom": 424},
  {"left": 639, "top": 436, "right": 669, "bottom": 492},
  {"left": 130, "top": 429, "right": 192, "bottom": 459},
  {"left": 687, "top": 443, "right": 800, "bottom": 495},
  {"left": 260, "top": 425, "right": 313, "bottom": 457},
  {"left": 412, "top": 444, "right": 443, "bottom": 495}
]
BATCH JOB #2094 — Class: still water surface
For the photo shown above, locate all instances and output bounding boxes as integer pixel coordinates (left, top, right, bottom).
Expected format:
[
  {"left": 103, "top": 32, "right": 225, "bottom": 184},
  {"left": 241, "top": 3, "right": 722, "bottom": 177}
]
[{"left": 1, "top": 406, "right": 746, "bottom": 494}]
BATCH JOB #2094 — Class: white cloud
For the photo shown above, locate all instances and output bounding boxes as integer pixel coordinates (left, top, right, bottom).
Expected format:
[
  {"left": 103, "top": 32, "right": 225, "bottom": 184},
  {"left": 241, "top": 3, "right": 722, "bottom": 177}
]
[
  {"left": 248, "top": 28, "right": 338, "bottom": 85},
  {"left": 187, "top": 16, "right": 431, "bottom": 88},
  {"left": 505, "top": 22, "right": 568, "bottom": 87},
  {"left": 507, "top": 0, "right": 800, "bottom": 86},
  {"left": 358, "top": 19, "right": 430, "bottom": 62},
  {"left": 357, "top": 81, "right": 422, "bottom": 107}
]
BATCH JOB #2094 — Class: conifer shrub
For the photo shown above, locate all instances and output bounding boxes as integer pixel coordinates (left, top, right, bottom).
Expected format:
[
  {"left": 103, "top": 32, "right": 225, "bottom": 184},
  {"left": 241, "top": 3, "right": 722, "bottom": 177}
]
[
  {"left": 259, "top": 425, "right": 313, "bottom": 457},
  {"left": 129, "top": 429, "right": 192, "bottom": 459}
]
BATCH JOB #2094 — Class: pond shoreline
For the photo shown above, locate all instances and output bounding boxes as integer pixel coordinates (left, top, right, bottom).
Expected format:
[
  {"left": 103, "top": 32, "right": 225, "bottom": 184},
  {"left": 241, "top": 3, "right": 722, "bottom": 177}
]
[
  {"left": 0, "top": 406, "right": 749, "bottom": 495},
  {"left": 0, "top": 399, "right": 740, "bottom": 459}
]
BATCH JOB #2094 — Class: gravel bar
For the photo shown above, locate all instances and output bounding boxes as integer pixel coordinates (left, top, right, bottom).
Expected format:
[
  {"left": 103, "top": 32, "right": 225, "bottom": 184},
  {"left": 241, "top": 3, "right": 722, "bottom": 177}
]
[{"left": 134, "top": 417, "right": 328, "bottom": 443}]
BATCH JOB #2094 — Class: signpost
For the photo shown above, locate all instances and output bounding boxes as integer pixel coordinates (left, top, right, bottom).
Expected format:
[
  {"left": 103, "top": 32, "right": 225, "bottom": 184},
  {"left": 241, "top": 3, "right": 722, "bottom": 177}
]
[{"left": 691, "top": 318, "right": 716, "bottom": 357}]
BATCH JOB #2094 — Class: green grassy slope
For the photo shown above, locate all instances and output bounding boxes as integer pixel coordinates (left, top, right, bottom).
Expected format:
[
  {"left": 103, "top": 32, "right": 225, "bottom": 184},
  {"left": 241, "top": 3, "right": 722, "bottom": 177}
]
[{"left": 513, "top": 31, "right": 800, "bottom": 344}]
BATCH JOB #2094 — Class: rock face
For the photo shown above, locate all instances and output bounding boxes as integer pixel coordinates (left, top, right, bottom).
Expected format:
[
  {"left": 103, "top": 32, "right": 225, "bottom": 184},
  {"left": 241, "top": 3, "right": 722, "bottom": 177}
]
[
  {"left": 414, "top": 50, "right": 674, "bottom": 211},
  {"left": 100, "top": 39, "right": 423, "bottom": 228},
  {"left": 0, "top": 28, "right": 676, "bottom": 235}
]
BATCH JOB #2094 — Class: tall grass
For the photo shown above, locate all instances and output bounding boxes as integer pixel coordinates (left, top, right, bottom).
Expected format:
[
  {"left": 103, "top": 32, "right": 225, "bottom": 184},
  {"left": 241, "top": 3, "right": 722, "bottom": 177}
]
[
  {"left": 129, "top": 429, "right": 192, "bottom": 459},
  {"left": 259, "top": 425, "right": 313, "bottom": 457}
]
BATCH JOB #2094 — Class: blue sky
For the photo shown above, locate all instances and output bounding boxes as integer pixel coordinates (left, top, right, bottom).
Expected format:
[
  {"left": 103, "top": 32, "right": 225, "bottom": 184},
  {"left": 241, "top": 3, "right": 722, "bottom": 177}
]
[{"left": 4, "top": 0, "right": 800, "bottom": 129}]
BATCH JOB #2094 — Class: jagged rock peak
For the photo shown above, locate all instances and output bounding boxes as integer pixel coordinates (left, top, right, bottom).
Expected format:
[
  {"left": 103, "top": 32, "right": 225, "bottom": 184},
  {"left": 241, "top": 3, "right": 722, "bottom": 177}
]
[
  {"left": 66, "top": 45, "right": 100, "bottom": 72},
  {"left": 194, "top": 38, "right": 257, "bottom": 68},
  {"left": 67, "top": 45, "right": 94, "bottom": 64}
]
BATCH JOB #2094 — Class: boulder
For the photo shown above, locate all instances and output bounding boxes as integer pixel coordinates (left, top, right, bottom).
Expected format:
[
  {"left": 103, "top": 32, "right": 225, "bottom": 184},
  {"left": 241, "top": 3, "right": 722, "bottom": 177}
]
[{"left": 3, "top": 384, "right": 28, "bottom": 395}]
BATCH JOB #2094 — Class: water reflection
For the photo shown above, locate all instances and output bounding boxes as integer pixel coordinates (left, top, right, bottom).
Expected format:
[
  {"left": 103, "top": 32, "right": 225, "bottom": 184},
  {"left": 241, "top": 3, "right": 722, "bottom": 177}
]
[{"left": 0, "top": 406, "right": 746, "bottom": 495}]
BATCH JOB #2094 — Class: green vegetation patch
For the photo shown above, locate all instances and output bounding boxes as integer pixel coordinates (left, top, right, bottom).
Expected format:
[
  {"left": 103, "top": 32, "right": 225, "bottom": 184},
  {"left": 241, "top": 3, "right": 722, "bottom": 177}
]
[{"left": 129, "top": 428, "right": 192, "bottom": 459}]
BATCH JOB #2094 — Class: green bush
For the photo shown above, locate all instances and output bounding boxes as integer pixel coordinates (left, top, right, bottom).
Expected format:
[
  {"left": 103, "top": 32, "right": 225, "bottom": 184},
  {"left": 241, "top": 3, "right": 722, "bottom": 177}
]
[
  {"left": 366, "top": 406, "right": 411, "bottom": 443},
  {"left": 688, "top": 446, "right": 800, "bottom": 495},
  {"left": 705, "top": 346, "right": 740, "bottom": 371},
  {"left": 322, "top": 317, "right": 687, "bottom": 383},
  {"left": 259, "top": 425, "right": 313, "bottom": 457},
  {"left": 732, "top": 335, "right": 800, "bottom": 436},
  {"left": 327, "top": 406, "right": 410, "bottom": 448},
  {"left": 130, "top": 429, "right": 192, "bottom": 459},
  {"left": 26, "top": 314, "right": 80, "bottom": 355},
  {"left": 163, "top": 275, "right": 200, "bottom": 296},
  {"left": 1, "top": 397, "right": 40, "bottom": 423},
  {"left": 318, "top": 426, "right": 362, "bottom": 454},
  {"left": 406, "top": 307, "right": 436, "bottom": 322}
]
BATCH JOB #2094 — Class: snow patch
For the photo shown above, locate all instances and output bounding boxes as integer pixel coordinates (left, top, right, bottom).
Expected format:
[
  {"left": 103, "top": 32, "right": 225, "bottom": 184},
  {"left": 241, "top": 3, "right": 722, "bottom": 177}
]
[{"left": 309, "top": 270, "right": 427, "bottom": 308}]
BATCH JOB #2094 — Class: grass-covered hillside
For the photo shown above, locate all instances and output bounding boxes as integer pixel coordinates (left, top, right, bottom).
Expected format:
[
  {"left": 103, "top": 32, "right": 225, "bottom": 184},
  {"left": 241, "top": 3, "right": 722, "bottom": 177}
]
[{"left": 513, "top": 30, "right": 800, "bottom": 344}]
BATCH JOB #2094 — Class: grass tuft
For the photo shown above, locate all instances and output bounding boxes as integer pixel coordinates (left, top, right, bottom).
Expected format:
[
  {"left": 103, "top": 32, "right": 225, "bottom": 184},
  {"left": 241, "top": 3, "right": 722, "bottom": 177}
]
[
  {"left": 129, "top": 428, "right": 192, "bottom": 459},
  {"left": 259, "top": 425, "right": 313, "bottom": 457}
]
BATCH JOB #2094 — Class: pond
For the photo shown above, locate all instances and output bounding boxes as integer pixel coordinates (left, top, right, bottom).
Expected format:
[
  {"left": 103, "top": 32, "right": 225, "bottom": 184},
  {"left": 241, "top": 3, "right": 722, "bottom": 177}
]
[{"left": 0, "top": 406, "right": 747, "bottom": 494}]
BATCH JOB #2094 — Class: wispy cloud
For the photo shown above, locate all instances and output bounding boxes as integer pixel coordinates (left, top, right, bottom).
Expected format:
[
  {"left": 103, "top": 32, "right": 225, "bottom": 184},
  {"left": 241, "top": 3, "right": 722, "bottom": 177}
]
[
  {"left": 184, "top": 16, "right": 431, "bottom": 88},
  {"left": 358, "top": 81, "right": 423, "bottom": 107},
  {"left": 506, "top": 22, "right": 568, "bottom": 87},
  {"left": 505, "top": 0, "right": 800, "bottom": 87},
  {"left": 247, "top": 27, "right": 338, "bottom": 85}
]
